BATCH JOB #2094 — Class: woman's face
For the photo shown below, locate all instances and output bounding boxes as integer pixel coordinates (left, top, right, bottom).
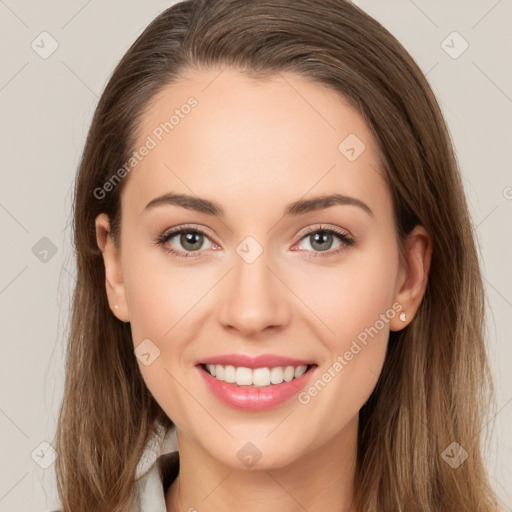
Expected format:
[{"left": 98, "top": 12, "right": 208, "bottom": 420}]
[{"left": 96, "top": 67, "right": 425, "bottom": 469}]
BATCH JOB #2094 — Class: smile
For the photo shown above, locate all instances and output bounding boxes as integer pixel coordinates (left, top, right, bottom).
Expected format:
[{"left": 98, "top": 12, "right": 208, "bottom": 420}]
[
  {"left": 197, "top": 363, "right": 318, "bottom": 411},
  {"left": 203, "top": 363, "right": 313, "bottom": 387}
]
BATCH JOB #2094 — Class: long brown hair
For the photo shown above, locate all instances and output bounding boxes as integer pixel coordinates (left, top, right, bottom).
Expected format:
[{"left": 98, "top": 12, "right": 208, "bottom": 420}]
[{"left": 54, "top": 1, "right": 499, "bottom": 510}]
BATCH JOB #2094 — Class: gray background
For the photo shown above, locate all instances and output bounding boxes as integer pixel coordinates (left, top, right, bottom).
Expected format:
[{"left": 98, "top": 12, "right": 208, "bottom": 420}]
[{"left": 0, "top": 1, "right": 511, "bottom": 510}]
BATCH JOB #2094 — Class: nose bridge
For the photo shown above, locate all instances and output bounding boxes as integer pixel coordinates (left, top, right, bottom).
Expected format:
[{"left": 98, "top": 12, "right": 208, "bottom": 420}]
[{"left": 217, "top": 240, "right": 289, "bottom": 334}]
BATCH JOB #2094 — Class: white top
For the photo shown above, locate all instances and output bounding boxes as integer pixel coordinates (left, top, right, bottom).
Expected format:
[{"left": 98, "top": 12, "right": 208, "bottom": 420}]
[{"left": 127, "top": 424, "right": 179, "bottom": 512}]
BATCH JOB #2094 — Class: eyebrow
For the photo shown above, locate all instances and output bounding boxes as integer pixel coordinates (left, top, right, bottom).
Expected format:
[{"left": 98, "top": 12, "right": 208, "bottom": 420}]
[{"left": 143, "top": 192, "right": 374, "bottom": 218}]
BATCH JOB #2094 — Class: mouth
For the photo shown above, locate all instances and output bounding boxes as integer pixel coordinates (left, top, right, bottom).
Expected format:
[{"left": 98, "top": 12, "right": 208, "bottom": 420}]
[{"left": 198, "top": 363, "right": 318, "bottom": 388}]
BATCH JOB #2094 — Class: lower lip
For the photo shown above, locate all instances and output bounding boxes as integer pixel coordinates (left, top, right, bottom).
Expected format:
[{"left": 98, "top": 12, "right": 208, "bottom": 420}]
[{"left": 197, "top": 364, "right": 317, "bottom": 411}]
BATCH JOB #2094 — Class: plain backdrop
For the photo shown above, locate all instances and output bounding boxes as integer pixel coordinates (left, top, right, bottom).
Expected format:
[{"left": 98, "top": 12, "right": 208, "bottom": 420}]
[{"left": 0, "top": 1, "right": 511, "bottom": 510}]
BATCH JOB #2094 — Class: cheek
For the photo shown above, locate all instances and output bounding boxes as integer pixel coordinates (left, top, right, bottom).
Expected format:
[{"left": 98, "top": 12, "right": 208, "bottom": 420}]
[
  {"left": 123, "top": 259, "right": 170, "bottom": 346},
  {"left": 296, "top": 234, "right": 398, "bottom": 404},
  {"left": 121, "top": 249, "right": 198, "bottom": 421},
  {"left": 121, "top": 241, "right": 206, "bottom": 345},
  {"left": 294, "top": 232, "right": 399, "bottom": 345}
]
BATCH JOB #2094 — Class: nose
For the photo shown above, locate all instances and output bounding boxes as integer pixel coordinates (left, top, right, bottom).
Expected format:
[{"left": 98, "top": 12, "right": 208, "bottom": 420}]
[{"left": 217, "top": 249, "right": 291, "bottom": 337}]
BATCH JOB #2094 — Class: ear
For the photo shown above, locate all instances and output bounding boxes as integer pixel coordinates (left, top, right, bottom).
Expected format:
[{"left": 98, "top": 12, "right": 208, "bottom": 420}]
[
  {"left": 95, "top": 213, "right": 129, "bottom": 322},
  {"left": 390, "top": 225, "right": 432, "bottom": 331}
]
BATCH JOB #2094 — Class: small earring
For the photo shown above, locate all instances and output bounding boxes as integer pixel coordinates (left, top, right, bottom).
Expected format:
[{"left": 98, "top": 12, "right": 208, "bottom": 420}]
[
  {"left": 114, "top": 305, "right": 119, "bottom": 310},
  {"left": 399, "top": 311, "right": 406, "bottom": 322}
]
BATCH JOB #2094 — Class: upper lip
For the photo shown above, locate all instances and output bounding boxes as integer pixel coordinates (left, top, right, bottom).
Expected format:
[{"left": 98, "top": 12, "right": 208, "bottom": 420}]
[{"left": 196, "top": 353, "right": 316, "bottom": 369}]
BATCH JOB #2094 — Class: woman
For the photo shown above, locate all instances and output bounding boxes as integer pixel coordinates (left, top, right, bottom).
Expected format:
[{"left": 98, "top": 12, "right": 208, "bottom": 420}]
[{"left": 54, "top": 0, "right": 500, "bottom": 511}]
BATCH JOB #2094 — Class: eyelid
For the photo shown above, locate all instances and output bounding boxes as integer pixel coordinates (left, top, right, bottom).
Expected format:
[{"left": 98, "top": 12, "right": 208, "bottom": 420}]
[
  {"left": 294, "top": 223, "right": 353, "bottom": 241},
  {"left": 158, "top": 223, "right": 217, "bottom": 244}
]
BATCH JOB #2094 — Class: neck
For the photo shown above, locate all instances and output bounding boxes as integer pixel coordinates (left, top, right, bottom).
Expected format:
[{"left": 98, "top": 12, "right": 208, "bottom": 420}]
[{"left": 165, "top": 415, "right": 359, "bottom": 512}]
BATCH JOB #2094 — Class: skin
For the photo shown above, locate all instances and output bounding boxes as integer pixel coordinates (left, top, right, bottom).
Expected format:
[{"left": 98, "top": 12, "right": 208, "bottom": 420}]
[{"left": 95, "top": 67, "right": 432, "bottom": 512}]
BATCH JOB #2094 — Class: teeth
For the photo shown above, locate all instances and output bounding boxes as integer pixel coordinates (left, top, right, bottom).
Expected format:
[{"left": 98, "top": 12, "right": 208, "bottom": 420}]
[
  {"left": 236, "top": 366, "right": 254, "bottom": 385},
  {"left": 224, "top": 365, "right": 236, "bottom": 383},
  {"left": 204, "top": 364, "right": 309, "bottom": 387}
]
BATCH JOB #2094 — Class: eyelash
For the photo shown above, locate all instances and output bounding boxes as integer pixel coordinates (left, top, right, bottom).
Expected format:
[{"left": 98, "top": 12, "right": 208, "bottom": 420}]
[{"left": 153, "top": 223, "right": 356, "bottom": 260}]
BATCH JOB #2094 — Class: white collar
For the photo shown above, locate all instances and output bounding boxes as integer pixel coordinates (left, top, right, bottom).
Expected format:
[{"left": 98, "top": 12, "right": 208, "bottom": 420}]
[
  {"left": 135, "top": 423, "right": 178, "bottom": 480},
  {"left": 127, "top": 424, "right": 179, "bottom": 512}
]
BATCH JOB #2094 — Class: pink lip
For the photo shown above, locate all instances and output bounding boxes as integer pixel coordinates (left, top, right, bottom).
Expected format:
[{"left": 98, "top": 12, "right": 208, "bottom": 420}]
[
  {"left": 196, "top": 364, "right": 317, "bottom": 411},
  {"left": 196, "top": 353, "right": 315, "bottom": 369}
]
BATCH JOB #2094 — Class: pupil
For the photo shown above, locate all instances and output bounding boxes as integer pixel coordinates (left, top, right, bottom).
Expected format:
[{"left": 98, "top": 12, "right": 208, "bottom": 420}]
[
  {"left": 312, "top": 232, "right": 332, "bottom": 251},
  {"left": 182, "top": 232, "right": 202, "bottom": 251}
]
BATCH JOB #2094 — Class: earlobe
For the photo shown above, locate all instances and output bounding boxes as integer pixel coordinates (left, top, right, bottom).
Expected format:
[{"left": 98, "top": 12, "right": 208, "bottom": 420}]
[
  {"left": 390, "top": 225, "right": 432, "bottom": 331},
  {"left": 95, "top": 213, "right": 130, "bottom": 322}
]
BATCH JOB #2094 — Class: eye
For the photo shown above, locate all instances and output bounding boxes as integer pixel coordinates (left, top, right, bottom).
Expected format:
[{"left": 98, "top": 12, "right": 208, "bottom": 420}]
[
  {"left": 154, "top": 223, "right": 355, "bottom": 260},
  {"left": 293, "top": 224, "right": 355, "bottom": 258},
  {"left": 154, "top": 224, "right": 217, "bottom": 259}
]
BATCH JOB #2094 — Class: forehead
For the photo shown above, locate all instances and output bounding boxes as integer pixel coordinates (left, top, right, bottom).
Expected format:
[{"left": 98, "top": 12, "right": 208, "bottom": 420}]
[{"left": 122, "top": 67, "right": 390, "bottom": 222}]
